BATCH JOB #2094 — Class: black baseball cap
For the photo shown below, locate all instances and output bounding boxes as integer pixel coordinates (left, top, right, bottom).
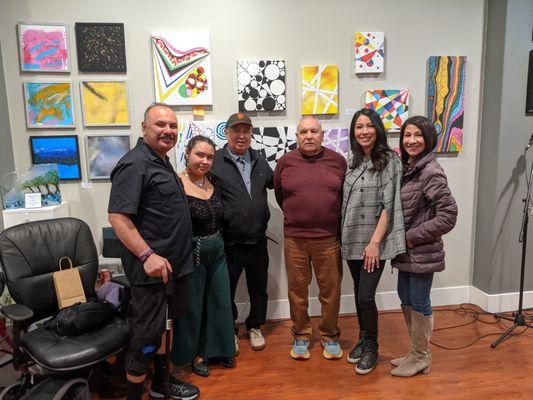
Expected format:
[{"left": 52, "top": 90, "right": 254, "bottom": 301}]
[{"left": 226, "top": 112, "right": 252, "bottom": 128}]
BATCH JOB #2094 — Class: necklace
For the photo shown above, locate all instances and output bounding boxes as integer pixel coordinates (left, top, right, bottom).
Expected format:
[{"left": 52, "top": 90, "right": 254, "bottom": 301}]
[{"left": 185, "top": 171, "right": 206, "bottom": 188}]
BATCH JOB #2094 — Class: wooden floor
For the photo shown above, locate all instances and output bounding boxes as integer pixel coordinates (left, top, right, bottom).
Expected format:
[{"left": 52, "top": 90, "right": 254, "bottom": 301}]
[{"left": 90, "top": 305, "right": 533, "bottom": 400}]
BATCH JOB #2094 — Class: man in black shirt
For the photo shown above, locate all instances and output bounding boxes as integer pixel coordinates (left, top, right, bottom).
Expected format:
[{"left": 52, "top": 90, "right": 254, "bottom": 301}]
[
  {"left": 108, "top": 103, "right": 199, "bottom": 400},
  {"left": 210, "top": 113, "right": 273, "bottom": 352}
]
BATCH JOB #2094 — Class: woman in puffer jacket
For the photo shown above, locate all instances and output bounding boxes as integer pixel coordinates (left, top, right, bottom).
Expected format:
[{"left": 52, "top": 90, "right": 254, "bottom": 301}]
[{"left": 391, "top": 115, "right": 458, "bottom": 377}]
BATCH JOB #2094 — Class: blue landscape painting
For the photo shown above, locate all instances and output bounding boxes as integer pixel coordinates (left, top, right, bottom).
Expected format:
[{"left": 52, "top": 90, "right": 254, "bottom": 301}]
[{"left": 30, "top": 136, "right": 81, "bottom": 180}]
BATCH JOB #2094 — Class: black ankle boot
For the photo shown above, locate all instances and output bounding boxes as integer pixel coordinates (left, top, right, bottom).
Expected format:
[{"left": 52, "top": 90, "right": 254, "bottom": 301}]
[
  {"left": 347, "top": 331, "right": 366, "bottom": 364},
  {"left": 355, "top": 340, "right": 378, "bottom": 375}
]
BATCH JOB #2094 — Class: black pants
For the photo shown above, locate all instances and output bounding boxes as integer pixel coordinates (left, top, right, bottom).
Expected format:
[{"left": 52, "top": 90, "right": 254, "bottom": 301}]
[
  {"left": 347, "top": 259, "right": 386, "bottom": 342},
  {"left": 225, "top": 239, "right": 269, "bottom": 331}
]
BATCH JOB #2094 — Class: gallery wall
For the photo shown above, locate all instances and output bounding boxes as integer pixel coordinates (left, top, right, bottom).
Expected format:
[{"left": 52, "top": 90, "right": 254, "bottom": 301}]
[
  {"left": 0, "top": 0, "right": 486, "bottom": 314},
  {"left": 474, "top": 0, "right": 533, "bottom": 295}
]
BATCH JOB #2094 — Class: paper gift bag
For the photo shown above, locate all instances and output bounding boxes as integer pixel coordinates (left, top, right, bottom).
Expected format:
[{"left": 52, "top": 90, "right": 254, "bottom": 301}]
[{"left": 53, "top": 256, "right": 87, "bottom": 309}]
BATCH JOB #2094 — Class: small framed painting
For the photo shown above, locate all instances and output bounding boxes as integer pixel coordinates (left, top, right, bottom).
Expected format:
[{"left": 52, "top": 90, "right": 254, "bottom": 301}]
[
  {"left": 80, "top": 80, "right": 130, "bottom": 126},
  {"left": 86, "top": 134, "right": 131, "bottom": 180},
  {"left": 23, "top": 81, "right": 75, "bottom": 128},
  {"left": 17, "top": 23, "right": 70, "bottom": 72},
  {"left": 29, "top": 135, "right": 81, "bottom": 181}
]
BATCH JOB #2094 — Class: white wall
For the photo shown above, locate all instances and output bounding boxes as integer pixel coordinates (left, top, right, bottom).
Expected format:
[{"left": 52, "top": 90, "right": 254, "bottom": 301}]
[{"left": 0, "top": 0, "right": 485, "bottom": 315}]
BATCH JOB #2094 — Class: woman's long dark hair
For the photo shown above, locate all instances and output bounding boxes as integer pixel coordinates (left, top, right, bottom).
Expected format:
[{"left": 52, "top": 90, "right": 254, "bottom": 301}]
[
  {"left": 349, "top": 108, "right": 391, "bottom": 172},
  {"left": 399, "top": 115, "right": 438, "bottom": 164}
]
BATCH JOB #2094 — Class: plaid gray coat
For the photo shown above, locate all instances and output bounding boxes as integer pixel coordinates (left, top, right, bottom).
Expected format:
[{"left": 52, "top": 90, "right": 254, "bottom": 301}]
[{"left": 341, "top": 152, "right": 406, "bottom": 260}]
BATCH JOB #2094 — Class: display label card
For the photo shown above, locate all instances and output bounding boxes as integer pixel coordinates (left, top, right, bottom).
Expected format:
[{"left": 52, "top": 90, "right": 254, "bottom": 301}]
[{"left": 25, "top": 193, "right": 42, "bottom": 208}]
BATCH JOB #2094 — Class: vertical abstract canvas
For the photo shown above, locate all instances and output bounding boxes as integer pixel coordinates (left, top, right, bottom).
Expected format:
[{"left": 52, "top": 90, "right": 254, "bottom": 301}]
[
  {"left": 175, "top": 121, "right": 227, "bottom": 171},
  {"left": 17, "top": 23, "right": 70, "bottom": 72},
  {"left": 237, "top": 60, "right": 286, "bottom": 112},
  {"left": 251, "top": 127, "right": 296, "bottom": 169},
  {"left": 80, "top": 81, "right": 130, "bottom": 126},
  {"left": 354, "top": 32, "right": 384, "bottom": 73},
  {"left": 427, "top": 56, "right": 467, "bottom": 152},
  {"left": 75, "top": 23, "right": 127, "bottom": 72},
  {"left": 29, "top": 135, "right": 81, "bottom": 180},
  {"left": 151, "top": 32, "right": 212, "bottom": 105},
  {"left": 301, "top": 65, "right": 338, "bottom": 115},
  {"left": 23, "top": 82, "right": 75, "bottom": 128},
  {"left": 323, "top": 128, "right": 350, "bottom": 159},
  {"left": 365, "top": 89, "right": 409, "bottom": 132},
  {"left": 86, "top": 135, "right": 130, "bottom": 179}
]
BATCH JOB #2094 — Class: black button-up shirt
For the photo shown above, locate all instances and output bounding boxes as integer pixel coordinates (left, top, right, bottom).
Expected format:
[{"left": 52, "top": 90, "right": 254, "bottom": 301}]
[{"left": 108, "top": 138, "right": 194, "bottom": 285}]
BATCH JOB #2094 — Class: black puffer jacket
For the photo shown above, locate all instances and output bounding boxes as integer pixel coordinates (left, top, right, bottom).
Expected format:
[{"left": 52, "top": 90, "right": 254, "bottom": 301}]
[
  {"left": 392, "top": 153, "right": 457, "bottom": 273},
  {"left": 210, "top": 145, "right": 274, "bottom": 244}
]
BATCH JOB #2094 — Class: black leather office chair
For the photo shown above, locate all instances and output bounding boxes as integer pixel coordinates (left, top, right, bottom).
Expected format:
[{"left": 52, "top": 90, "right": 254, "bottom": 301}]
[{"left": 0, "top": 218, "right": 130, "bottom": 398}]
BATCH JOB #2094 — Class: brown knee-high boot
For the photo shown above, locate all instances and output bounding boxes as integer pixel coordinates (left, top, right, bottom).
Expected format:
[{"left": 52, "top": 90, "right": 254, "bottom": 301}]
[
  {"left": 391, "top": 310, "right": 433, "bottom": 377},
  {"left": 390, "top": 305, "right": 412, "bottom": 367}
]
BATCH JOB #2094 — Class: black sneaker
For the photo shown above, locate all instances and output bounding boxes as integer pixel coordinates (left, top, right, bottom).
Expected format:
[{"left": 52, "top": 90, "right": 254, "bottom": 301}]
[
  {"left": 347, "top": 337, "right": 366, "bottom": 364},
  {"left": 149, "top": 375, "right": 200, "bottom": 400},
  {"left": 355, "top": 341, "right": 378, "bottom": 375}
]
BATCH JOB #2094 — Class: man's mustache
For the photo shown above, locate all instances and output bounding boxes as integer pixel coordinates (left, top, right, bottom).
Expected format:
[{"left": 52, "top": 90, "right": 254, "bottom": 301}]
[{"left": 160, "top": 133, "right": 176, "bottom": 140}]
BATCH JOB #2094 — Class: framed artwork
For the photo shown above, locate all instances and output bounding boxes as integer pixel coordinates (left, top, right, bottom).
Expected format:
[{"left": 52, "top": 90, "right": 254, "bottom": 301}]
[
  {"left": 86, "top": 134, "right": 131, "bottom": 180},
  {"left": 23, "top": 81, "right": 75, "bottom": 129},
  {"left": 29, "top": 135, "right": 81, "bottom": 181},
  {"left": 151, "top": 32, "right": 212, "bottom": 105},
  {"left": 251, "top": 126, "right": 296, "bottom": 169},
  {"left": 17, "top": 23, "right": 70, "bottom": 72},
  {"left": 354, "top": 32, "right": 384, "bottom": 74},
  {"left": 75, "top": 23, "right": 126, "bottom": 72},
  {"left": 526, "top": 50, "right": 533, "bottom": 115},
  {"left": 238, "top": 60, "right": 286, "bottom": 111},
  {"left": 301, "top": 65, "right": 338, "bottom": 115},
  {"left": 323, "top": 128, "right": 350, "bottom": 159},
  {"left": 427, "top": 56, "right": 467, "bottom": 152},
  {"left": 365, "top": 89, "right": 410, "bottom": 132},
  {"left": 80, "top": 80, "right": 130, "bottom": 126}
]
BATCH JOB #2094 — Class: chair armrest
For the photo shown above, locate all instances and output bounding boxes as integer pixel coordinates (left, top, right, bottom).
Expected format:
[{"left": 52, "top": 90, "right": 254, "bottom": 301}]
[{"left": 1, "top": 303, "right": 34, "bottom": 322}]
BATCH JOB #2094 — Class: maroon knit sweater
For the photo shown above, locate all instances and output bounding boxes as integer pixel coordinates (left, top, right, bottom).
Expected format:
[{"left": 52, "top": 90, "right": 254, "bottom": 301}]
[{"left": 273, "top": 147, "right": 347, "bottom": 238}]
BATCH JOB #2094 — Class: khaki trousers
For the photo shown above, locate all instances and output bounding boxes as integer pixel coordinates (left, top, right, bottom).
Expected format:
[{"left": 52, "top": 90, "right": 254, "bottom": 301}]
[{"left": 284, "top": 235, "right": 342, "bottom": 342}]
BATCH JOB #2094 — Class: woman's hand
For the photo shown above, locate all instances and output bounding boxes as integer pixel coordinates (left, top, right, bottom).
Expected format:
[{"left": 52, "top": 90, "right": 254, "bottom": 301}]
[{"left": 363, "top": 241, "right": 380, "bottom": 272}]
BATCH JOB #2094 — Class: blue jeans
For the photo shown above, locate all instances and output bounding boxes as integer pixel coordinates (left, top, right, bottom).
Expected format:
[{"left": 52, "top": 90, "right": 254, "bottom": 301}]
[{"left": 397, "top": 271, "right": 434, "bottom": 316}]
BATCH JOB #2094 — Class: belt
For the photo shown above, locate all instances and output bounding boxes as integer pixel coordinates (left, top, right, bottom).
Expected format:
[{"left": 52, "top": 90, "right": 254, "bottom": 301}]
[{"left": 193, "top": 232, "right": 220, "bottom": 267}]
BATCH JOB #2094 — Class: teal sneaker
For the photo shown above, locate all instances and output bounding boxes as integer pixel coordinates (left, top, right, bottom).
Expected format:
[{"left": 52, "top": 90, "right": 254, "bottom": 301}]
[
  {"left": 321, "top": 340, "right": 343, "bottom": 360},
  {"left": 290, "top": 339, "right": 310, "bottom": 360}
]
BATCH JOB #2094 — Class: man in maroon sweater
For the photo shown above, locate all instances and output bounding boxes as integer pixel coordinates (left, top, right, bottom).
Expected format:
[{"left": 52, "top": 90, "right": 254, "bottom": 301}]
[{"left": 274, "top": 116, "right": 347, "bottom": 360}]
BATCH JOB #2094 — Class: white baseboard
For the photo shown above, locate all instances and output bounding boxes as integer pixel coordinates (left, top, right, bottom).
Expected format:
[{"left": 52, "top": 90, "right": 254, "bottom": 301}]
[{"left": 235, "top": 285, "right": 533, "bottom": 322}]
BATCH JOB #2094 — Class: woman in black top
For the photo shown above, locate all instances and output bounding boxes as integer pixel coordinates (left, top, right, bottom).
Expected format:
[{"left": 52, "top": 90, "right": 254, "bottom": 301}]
[{"left": 171, "top": 135, "right": 235, "bottom": 377}]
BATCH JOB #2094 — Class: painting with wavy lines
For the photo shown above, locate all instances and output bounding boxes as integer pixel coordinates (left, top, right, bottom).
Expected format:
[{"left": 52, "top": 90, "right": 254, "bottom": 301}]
[
  {"left": 23, "top": 82, "right": 75, "bottom": 128},
  {"left": 151, "top": 32, "right": 212, "bottom": 105},
  {"left": 427, "top": 56, "right": 466, "bottom": 153}
]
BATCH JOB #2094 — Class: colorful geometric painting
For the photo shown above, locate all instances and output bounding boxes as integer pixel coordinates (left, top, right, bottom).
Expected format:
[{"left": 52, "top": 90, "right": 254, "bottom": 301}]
[
  {"left": 17, "top": 23, "right": 70, "bottom": 72},
  {"left": 301, "top": 65, "right": 338, "bottom": 115},
  {"left": 29, "top": 136, "right": 81, "bottom": 180},
  {"left": 86, "top": 135, "right": 130, "bottom": 179},
  {"left": 427, "top": 56, "right": 467, "bottom": 153},
  {"left": 323, "top": 128, "right": 349, "bottom": 159},
  {"left": 80, "top": 81, "right": 130, "bottom": 126},
  {"left": 151, "top": 32, "right": 212, "bottom": 105},
  {"left": 354, "top": 32, "right": 384, "bottom": 74},
  {"left": 238, "top": 60, "right": 286, "bottom": 112},
  {"left": 23, "top": 82, "right": 75, "bottom": 129},
  {"left": 75, "top": 23, "right": 126, "bottom": 72},
  {"left": 365, "top": 89, "right": 409, "bottom": 132},
  {"left": 251, "top": 127, "right": 297, "bottom": 169},
  {"left": 175, "top": 121, "right": 227, "bottom": 171}
]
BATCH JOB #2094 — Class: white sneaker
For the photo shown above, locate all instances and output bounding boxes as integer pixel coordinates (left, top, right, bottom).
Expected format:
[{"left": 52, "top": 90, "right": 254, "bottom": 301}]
[
  {"left": 248, "top": 328, "right": 266, "bottom": 351},
  {"left": 234, "top": 334, "right": 239, "bottom": 356}
]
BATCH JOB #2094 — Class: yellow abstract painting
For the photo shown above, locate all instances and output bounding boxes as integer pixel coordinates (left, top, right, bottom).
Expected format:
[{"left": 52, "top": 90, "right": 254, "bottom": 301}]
[
  {"left": 80, "top": 81, "right": 130, "bottom": 126},
  {"left": 301, "top": 65, "right": 338, "bottom": 115}
]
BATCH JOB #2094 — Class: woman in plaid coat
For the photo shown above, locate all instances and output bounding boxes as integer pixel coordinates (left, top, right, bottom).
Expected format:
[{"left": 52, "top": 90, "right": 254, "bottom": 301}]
[{"left": 341, "top": 108, "right": 406, "bottom": 375}]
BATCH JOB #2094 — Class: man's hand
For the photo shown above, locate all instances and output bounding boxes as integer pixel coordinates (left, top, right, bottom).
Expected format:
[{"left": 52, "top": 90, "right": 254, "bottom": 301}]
[{"left": 143, "top": 253, "right": 173, "bottom": 283}]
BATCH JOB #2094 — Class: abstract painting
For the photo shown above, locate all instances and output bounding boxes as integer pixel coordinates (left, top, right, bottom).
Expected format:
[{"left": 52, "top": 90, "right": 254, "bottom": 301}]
[
  {"left": 80, "top": 81, "right": 130, "bottom": 126},
  {"left": 365, "top": 89, "right": 409, "bottom": 132},
  {"left": 17, "top": 23, "right": 70, "bottom": 72},
  {"left": 23, "top": 82, "right": 75, "bottom": 128},
  {"left": 354, "top": 32, "right": 384, "bottom": 74},
  {"left": 251, "top": 127, "right": 297, "bottom": 169},
  {"left": 175, "top": 121, "right": 227, "bottom": 171},
  {"left": 86, "top": 135, "right": 130, "bottom": 180},
  {"left": 29, "top": 136, "right": 81, "bottom": 180},
  {"left": 323, "top": 128, "right": 350, "bottom": 159},
  {"left": 151, "top": 32, "right": 212, "bottom": 105},
  {"left": 301, "top": 65, "right": 338, "bottom": 115},
  {"left": 427, "top": 56, "right": 467, "bottom": 152},
  {"left": 75, "top": 23, "right": 126, "bottom": 72},
  {"left": 238, "top": 60, "right": 286, "bottom": 112}
]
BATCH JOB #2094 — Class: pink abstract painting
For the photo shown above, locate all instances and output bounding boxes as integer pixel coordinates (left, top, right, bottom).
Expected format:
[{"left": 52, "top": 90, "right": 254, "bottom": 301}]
[{"left": 18, "top": 23, "right": 70, "bottom": 72}]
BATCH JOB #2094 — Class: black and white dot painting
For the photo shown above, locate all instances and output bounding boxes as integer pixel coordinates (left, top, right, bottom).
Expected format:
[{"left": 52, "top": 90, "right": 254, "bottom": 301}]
[{"left": 237, "top": 60, "right": 286, "bottom": 112}]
